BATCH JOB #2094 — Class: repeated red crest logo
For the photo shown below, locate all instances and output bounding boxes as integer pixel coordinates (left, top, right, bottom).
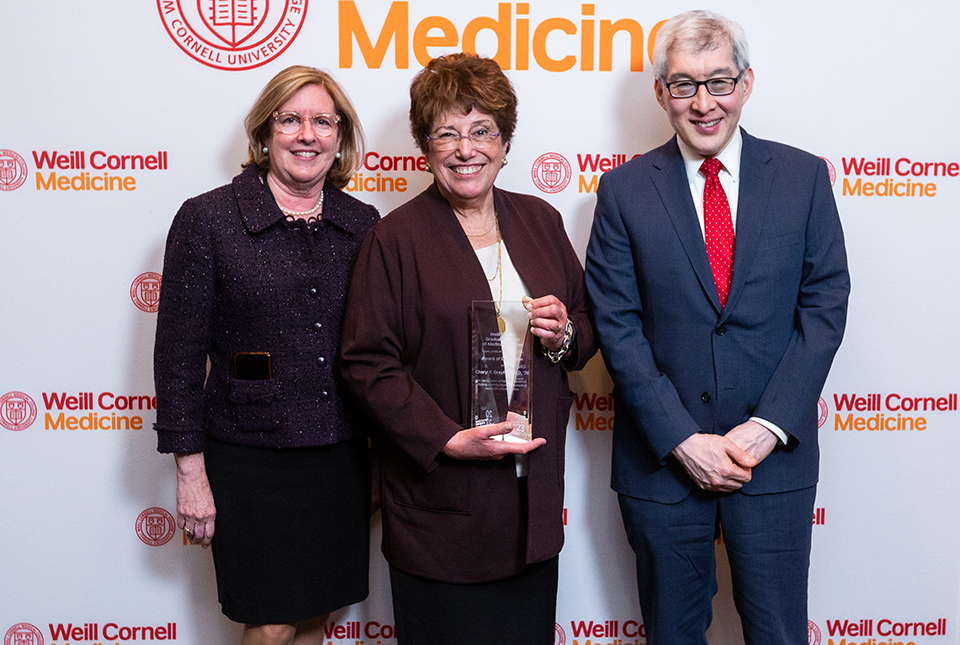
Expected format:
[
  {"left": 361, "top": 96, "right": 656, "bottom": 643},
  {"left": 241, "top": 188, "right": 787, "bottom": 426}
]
[
  {"left": 532, "top": 153, "right": 572, "bottom": 194},
  {"left": 131, "top": 272, "right": 162, "bottom": 313},
  {"left": 157, "top": 0, "right": 308, "bottom": 71},
  {"left": 554, "top": 623, "right": 566, "bottom": 645},
  {"left": 817, "top": 397, "right": 828, "bottom": 428},
  {"left": 4, "top": 623, "right": 44, "bottom": 645},
  {"left": 820, "top": 157, "right": 836, "bottom": 186},
  {"left": 0, "top": 150, "right": 28, "bottom": 191},
  {"left": 0, "top": 392, "right": 37, "bottom": 431},
  {"left": 136, "top": 507, "right": 177, "bottom": 546},
  {"left": 808, "top": 619, "right": 821, "bottom": 645}
]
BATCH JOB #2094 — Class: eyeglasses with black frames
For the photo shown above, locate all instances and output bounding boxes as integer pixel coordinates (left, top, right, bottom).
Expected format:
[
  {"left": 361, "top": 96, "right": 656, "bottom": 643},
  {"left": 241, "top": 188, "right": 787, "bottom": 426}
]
[
  {"left": 272, "top": 111, "right": 341, "bottom": 137},
  {"left": 664, "top": 71, "right": 745, "bottom": 99},
  {"left": 426, "top": 127, "right": 502, "bottom": 151}
]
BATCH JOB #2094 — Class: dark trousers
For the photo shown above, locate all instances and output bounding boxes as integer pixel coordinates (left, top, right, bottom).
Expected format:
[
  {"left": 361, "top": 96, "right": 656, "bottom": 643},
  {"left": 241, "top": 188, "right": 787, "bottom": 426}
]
[{"left": 619, "top": 485, "right": 816, "bottom": 645}]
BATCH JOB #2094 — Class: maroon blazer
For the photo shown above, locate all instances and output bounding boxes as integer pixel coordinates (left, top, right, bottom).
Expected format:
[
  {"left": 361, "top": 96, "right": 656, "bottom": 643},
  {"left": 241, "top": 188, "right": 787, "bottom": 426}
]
[{"left": 341, "top": 183, "right": 595, "bottom": 583}]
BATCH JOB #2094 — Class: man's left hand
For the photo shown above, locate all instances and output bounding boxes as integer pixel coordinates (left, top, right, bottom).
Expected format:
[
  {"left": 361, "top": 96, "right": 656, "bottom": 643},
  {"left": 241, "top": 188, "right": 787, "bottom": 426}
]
[{"left": 725, "top": 420, "right": 779, "bottom": 464}]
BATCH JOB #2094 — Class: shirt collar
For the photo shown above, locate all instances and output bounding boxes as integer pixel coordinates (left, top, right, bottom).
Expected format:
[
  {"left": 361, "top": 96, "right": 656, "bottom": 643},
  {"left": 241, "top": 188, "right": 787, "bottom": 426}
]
[{"left": 677, "top": 127, "right": 743, "bottom": 184}]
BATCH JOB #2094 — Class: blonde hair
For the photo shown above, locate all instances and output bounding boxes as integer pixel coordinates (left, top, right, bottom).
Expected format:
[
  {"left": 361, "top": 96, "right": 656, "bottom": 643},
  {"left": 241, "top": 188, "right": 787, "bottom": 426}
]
[{"left": 243, "top": 65, "right": 364, "bottom": 190}]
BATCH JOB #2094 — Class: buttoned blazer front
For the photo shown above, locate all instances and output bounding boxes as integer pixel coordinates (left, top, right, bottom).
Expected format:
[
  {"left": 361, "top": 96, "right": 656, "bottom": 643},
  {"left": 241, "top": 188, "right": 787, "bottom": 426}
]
[
  {"left": 341, "top": 183, "right": 596, "bottom": 583},
  {"left": 154, "top": 164, "right": 379, "bottom": 453},
  {"left": 585, "top": 129, "right": 850, "bottom": 504}
]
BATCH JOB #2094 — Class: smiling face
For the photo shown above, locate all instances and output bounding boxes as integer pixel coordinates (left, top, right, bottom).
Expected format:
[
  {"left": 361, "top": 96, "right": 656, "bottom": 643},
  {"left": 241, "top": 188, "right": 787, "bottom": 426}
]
[
  {"left": 426, "top": 108, "right": 506, "bottom": 211},
  {"left": 264, "top": 83, "right": 342, "bottom": 193},
  {"left": 655, "top": 41, "right": 753, "bottom": 158}
]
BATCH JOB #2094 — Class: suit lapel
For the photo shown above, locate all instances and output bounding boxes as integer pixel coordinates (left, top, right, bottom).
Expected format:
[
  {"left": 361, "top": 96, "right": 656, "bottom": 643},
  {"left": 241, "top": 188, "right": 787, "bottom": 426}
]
[
  {"left": 651, "top": 138, "right": 723, "bottom": 313},
  {"left": 723, "top": 129, "right": 774, "bottom": 319}
]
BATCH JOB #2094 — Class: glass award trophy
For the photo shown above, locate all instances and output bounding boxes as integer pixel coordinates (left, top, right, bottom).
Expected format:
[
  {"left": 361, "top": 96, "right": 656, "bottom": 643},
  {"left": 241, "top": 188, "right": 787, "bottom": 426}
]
[{"left": 471, "top": 300, "right": 532, "bottom": 442}]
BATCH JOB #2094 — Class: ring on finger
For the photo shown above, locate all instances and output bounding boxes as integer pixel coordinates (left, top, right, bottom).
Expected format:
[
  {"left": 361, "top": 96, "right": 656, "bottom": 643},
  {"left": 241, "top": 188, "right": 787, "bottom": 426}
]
[{"left": 184, "top": 527, "right": 195, "bottom": 538}]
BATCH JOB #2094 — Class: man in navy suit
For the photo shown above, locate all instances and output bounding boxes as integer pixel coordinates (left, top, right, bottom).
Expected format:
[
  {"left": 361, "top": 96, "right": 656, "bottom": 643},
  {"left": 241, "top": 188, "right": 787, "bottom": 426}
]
[{"left": 585, "top": 10, "right": 849, "bottom": 645}]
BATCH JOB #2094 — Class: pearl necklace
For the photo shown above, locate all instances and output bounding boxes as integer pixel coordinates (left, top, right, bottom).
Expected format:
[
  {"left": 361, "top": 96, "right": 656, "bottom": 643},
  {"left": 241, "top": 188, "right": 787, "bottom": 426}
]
[{"left": 278, "top": 190, "right": 324, "bottom": 217}]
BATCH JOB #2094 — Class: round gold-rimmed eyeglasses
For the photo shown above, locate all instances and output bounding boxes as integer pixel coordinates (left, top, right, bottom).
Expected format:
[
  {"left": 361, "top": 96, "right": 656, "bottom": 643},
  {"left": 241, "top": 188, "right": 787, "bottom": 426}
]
[
  {"left": 426, "top": 127, "right": 502, "bottom": 151},
  {"left": 272, "top": 111, "right": 341, "bottom": 137}
]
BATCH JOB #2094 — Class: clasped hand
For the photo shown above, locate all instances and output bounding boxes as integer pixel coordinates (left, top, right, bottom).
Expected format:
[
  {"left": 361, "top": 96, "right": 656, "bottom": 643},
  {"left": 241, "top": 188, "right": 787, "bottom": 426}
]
[{"left": 671, "top": 421, "right": 778, "bottom": 492}]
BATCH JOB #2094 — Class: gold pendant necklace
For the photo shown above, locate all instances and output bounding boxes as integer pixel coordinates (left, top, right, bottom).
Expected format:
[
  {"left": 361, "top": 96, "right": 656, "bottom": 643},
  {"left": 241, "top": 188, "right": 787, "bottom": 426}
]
[{"left": 493, "top": 213, "right": 505, "bottom": 334}]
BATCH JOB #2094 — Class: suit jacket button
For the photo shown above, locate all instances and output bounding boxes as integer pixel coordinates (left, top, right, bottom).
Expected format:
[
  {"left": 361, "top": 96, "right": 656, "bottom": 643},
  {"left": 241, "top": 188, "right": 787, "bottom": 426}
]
[
  {"left": 715, "top": 325, "right": 726, "bottom": 336},
  {"left": 701, "top": 392, "right": 711, "bottom": 403}
]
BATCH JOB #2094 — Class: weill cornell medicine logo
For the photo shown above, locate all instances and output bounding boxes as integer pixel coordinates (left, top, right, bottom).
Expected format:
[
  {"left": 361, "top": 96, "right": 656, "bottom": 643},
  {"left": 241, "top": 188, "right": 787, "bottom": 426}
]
[
  {"left": 9, "top": 623, "right": 178, "bottom": 643},
  {"left": 158, "top": 0, "right": 308, "bottom": 71},
  {"left": 532, "top": 153, "right": 573, "bottom": 194},
  {"left": 136, "top": 507, "right": 177, "bottom": 546},
  {"left": 0, "top": 150, "right": 28, "bottom": 191},
  {"left": 808, "top": 620, "right": 821, "bottom": 645},
  {"left": 4, "top": 623, "right": 43, "bottom": 645},
  {"left": 131, "top": 272, "right": 162, "bottom": 313},
  {"left": 0, "top": 392, "right": 38, "bottom": 431}
]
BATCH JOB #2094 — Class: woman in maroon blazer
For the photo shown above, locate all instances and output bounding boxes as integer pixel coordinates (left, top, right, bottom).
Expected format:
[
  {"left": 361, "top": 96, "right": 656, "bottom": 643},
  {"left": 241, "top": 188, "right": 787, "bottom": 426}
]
[{"left": 341, "top": 53, "right": 596, "bottom": 645}]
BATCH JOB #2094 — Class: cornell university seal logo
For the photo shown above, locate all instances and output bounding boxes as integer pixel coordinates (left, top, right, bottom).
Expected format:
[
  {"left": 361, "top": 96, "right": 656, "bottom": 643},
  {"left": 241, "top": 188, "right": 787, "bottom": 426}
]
[
  {"left": 157, "top": 0, "right": 308, "bottom": 71},
  {"left": 0, "top": 392, "right": 37, "bottom": 431},
  {"left": 136, "top": 507, "right": 177, "bottom": 546},
  {"left": 820, "top": 156, "right": 837, "bottom": 186},
  {"left": 817, "top": 397, "right": 829, "bottom": 428},
  {"left": 4, "top": 623, "right": 44, "bottom": 645},
  {"left": 0, "top": 150, "right": 28, "bottom": 191},
  {"left": 531, "top": 152, "right": 572, "bottom": 194},
  {"left": 131, "top": 272, "right": 162, "bottom": 313}
]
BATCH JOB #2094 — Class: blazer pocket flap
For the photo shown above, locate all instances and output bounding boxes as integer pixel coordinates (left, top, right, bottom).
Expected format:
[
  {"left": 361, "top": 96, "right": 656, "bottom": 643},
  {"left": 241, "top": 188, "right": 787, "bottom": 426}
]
[
  {"left": 228, "top": 377, "right": 280, "bottom": 403},
  {"left": 227, "top": 378, "right": 283, "bottom": 433}
]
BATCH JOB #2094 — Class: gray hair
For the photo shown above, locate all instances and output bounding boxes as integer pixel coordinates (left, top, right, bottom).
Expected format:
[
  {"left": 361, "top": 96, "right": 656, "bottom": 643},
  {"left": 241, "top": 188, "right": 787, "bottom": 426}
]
[{"left": 653, "top": 10, "right": 750, "bottom": 80}]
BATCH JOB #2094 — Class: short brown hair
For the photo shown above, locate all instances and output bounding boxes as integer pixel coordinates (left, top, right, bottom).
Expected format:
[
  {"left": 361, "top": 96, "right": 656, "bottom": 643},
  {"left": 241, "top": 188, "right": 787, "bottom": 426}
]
[
  {"left": 243, "top": 65, "right": 364, "bottom": 190},
  {"left": 409, "top": 53, "right": 518, "bottom": 152}
]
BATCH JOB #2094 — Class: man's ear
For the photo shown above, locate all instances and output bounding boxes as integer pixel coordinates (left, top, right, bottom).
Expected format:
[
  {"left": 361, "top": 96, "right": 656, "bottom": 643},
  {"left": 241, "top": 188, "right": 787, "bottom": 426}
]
[
  {"left": 654, "top": 78, "right": 668, "bottom": 111},
  {"left": 739, "top": 67, "right": 755, "bottom": 105}
]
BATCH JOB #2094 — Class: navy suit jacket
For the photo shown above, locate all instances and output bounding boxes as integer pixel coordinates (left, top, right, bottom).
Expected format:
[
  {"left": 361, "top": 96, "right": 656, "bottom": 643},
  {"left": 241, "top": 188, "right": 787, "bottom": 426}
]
[{"left": 585, "top": 129, "right": 850, "bottom": 504}]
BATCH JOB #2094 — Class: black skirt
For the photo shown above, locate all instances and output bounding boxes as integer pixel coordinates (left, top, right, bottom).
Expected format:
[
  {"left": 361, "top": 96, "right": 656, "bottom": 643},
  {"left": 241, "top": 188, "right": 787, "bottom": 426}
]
[
  {"left": 389, "top": 556, "right": 559, "bottom": 645},
  {"left": 204, "top": 436, "right": 370, "bottom": 624}
]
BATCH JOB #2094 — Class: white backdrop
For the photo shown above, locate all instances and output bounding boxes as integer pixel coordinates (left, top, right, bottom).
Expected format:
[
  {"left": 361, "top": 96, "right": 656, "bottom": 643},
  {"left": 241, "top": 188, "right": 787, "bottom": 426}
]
[{"left": 3, "top": 2, "right": 960, "bottom": 644}]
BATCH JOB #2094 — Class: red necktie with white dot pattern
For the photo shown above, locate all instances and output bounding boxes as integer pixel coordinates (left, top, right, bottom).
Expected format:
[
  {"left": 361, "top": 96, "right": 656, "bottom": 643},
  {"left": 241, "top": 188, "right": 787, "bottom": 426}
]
[{"left": 700, "top": 157, "right": 735, "bottom": 308}]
